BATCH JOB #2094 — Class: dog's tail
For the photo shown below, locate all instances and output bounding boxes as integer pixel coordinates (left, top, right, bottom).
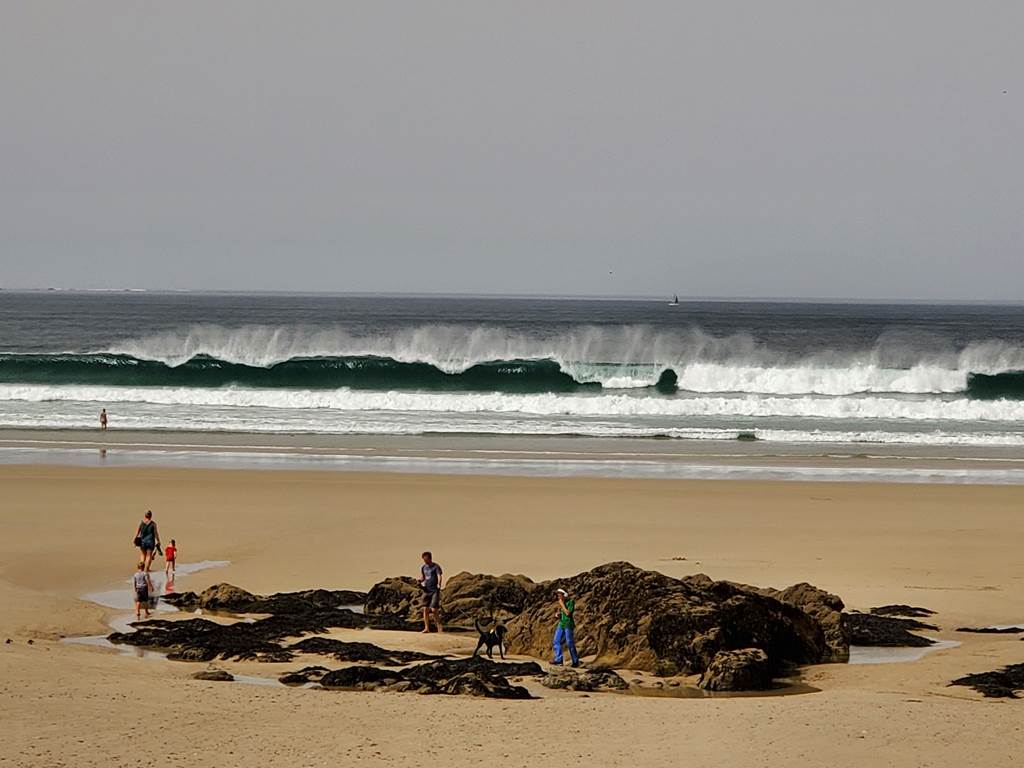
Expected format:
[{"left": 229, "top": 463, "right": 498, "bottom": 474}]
[{"left": 475, "top": 617, "right": 484, "bottom": 634}]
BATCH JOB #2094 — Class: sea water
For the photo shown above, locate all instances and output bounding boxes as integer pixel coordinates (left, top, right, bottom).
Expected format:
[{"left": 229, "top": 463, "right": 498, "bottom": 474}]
[{"left": 2, "top": 291, "right": 1023, "bottom": 449}]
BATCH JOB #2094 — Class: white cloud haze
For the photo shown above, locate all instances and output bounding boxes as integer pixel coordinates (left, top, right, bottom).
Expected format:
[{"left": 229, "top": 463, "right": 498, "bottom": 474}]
[{"left": 1, "top": 2, "right": 1022, "bottom": 299}]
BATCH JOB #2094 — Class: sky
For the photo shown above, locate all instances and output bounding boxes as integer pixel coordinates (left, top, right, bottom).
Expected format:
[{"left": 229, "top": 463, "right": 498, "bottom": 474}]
[{"left": 1, "top": 2, "right": 1022, "bottom": 300}]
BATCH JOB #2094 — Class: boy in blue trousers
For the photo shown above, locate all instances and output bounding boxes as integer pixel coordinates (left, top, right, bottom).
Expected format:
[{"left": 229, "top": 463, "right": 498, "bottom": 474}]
[{"left": 552, "top": 587, "right": 580, "bottom": 667}]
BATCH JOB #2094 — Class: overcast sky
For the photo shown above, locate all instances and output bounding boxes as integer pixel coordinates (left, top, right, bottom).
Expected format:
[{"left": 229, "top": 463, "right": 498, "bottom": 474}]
[{"left": 1, "top": 2, "right": 1021, "bottom": 299}]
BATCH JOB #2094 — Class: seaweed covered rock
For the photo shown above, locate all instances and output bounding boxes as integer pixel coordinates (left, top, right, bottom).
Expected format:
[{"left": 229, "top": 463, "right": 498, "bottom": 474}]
[
  {"left": 956, "top": 626, "right": 1024, "bottom": 634},
  {"left": 364, "top": 572, "right": 537, "bottom": 626},
  {"left": 870, "top": 605, "right": 935, "bottom": 618},
  {"left": 845, "top": 613, "right": 937, "bottom": 647},
  {"left": 317, "top": 657, "right": 538, "bottom": 699},
  {"left": 507, "top": 562, "right": 832, "bottom": 679},
  {"left": 950, "top": 663, "right": 1024, "bottom": 698},
  {"left": 403, "top": 657, "right": 544, "bottom": 681},
  {"left": 321, "top": 666, "right": 404, "bottom": 690},
  {"left": 288, "top": 637, "right": 441, "bottom": 665},
  {"left": 698, "top": 648, "right": 772, "bottom": 691},
  {"left": 279, "top": 666, "right": 331, "bottom": 686},
  {"left": 162, "top": 584, "right": 366, "bottom": 614},
  {"left": 109, "top": 608, "right": 379, "bottom": 662},
  {"left": 110, "top": 616, "right": 295, "bottom": 662},
  {"left": 435, "top": 672, "right": 530, "bottom": 699}
]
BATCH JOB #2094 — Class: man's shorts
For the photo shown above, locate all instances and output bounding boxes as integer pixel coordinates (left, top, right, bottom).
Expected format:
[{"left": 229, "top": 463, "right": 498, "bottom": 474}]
[{"left": 420, "top": 589, "right": 440, "bottom": 609}]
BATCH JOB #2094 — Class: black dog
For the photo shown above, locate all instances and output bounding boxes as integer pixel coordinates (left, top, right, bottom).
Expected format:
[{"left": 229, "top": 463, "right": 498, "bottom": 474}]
[{"left": 473, "top": 618, "right": 508, "bottom": 660}]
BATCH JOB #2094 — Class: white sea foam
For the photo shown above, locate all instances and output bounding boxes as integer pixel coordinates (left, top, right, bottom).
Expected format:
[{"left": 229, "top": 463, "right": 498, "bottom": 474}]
[
  {"left": 4, "top": 383, "right": 1024, "bottom": 423},
  {"left": 102, "top": 323, "right": 1024, "bottom": 395}
]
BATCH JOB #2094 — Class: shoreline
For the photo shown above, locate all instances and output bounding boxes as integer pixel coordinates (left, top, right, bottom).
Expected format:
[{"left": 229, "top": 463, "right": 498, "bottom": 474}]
[{"left": 3, "top": 428, "right": 1024, "bottom": 484}]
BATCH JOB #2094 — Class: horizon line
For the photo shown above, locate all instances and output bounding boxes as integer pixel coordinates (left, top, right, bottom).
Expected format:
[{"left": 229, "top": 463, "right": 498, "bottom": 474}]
[{"left": 2, "top": 286, "right": 1024, "bottom": 306}]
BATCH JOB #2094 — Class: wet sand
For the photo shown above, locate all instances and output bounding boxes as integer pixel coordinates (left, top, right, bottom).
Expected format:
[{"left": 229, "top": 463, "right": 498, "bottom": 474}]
[
  {"left": 4, "top": 427, "right": 1024, "bottom": 473},
  {"left": 1, "top": 464, "right": 1023, "bottom": 766}
]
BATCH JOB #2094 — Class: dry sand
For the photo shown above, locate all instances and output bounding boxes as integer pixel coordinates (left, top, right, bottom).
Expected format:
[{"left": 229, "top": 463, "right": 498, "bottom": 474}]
[{"left": 1, "top": 464, "right": 1023, "bottom": 766}]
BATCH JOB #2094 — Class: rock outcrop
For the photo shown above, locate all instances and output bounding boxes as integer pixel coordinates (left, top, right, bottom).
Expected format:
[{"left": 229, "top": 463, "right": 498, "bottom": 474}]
[
  {"left": 506, "top": 562, "right": 835, "bottom": 682},
  {"left": 363, "top": 577, "right": 421, "bottom": 619},
  {"left": 756, "top": 583, "right": 849, "bottom": 662},
  {"left": 364, "top": 572, "right": 536, "bottom": 626},
  {"left": 698, "top": 648, "right": 772, "bottom": 691},
  {"left": 118, "top": 566, "right": 851, "bottom": 694}
]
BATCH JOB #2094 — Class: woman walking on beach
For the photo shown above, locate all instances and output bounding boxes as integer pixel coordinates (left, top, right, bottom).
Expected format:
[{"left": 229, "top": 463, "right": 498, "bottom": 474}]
[{"left": 133, "top": 511, "right": 161, "bottom": 573}]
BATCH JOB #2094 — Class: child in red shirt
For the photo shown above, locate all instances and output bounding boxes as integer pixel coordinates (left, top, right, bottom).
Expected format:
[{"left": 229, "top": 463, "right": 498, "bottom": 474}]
[{"left": 164, "top": 539, "right": 177, "bottom": 576}]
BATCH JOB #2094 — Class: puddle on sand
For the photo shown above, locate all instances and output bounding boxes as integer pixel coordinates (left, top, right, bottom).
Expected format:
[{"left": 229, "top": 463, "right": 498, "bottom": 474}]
[
  {"left": 81, "top": 560, "right": 231, "bottom": 611},
  {"left": 848, "top": 637, "right": 961, "bottom": 665},
  {"left": 67, "top": 560, "right": 232, "bottom": 659},
  {"left": 229, "top": 673, "right": 283, "bottom": 687},
  {"left": 64, "top": 560, "right": 305, "bottom": 687}
]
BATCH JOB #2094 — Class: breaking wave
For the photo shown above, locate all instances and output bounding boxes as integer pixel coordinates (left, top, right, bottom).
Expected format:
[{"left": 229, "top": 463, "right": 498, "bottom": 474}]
[
  {"left": 0, "top": 351, "right": 1021, "bottom": 398},
  {"left": 4, "top": 383, "right": 1024, "bottom": 422}
]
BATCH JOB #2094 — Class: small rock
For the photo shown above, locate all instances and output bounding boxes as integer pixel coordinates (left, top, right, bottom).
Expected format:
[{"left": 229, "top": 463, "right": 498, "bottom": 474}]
[
  {"left": 541, "top": 667, "right": 628, "bottom": 692},
  {"left": 193, "top": 669, "right": 234, "bottom": 682},
  {"left": 278, "top": 666, "right": 330, "bottom": 686},
  {"left": 698, "top": 648, "right": 773, "bottom": 691}
]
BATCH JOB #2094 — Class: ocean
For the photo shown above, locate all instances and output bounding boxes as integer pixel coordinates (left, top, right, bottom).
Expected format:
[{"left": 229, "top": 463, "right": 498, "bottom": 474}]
[{"left": 2, "top": 291, "right": 1024, "bottom": 449}]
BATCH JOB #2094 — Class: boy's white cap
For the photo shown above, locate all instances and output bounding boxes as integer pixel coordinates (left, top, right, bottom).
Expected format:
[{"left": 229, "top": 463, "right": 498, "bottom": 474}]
[{"left": 556, "top": 588, "right": 569, "bottom": 596}]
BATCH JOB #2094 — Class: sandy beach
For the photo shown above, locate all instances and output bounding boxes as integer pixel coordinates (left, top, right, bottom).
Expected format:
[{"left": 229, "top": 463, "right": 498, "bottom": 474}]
[{"left": 1, "top": 463, "right": 1022, "bottom": 767}]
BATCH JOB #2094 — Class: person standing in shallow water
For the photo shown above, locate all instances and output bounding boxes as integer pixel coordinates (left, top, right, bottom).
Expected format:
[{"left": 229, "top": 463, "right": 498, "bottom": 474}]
[
  {"left": 418, "top": 551, "right": 443, "bottom": 633},
  {"left": 133, "top": 561, "right": 153, "bottom": 620},
  {"left": 552, "top": 587, "right": 580, "bottom": 667},
  {"left": 133, "top": 510, "right": 161, "bottom": 573},
  {"left": 99, "top": 409, "right": 107, "bottom": 430}
]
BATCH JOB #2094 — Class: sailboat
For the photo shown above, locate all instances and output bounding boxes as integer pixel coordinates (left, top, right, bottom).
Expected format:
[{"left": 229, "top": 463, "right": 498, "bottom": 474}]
[{"left": 668, "top": 294, "right": 679, "bottom": 306}]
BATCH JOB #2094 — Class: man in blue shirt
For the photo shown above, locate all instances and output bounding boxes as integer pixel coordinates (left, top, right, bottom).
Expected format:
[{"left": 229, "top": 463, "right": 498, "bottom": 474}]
[{"left": 419, "top": 551, "right": 443, "bottom": 633}]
